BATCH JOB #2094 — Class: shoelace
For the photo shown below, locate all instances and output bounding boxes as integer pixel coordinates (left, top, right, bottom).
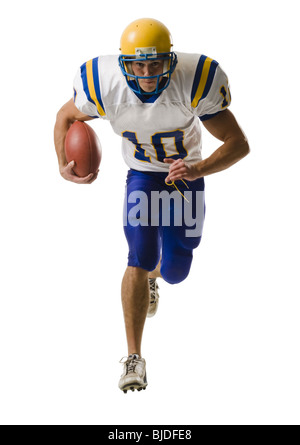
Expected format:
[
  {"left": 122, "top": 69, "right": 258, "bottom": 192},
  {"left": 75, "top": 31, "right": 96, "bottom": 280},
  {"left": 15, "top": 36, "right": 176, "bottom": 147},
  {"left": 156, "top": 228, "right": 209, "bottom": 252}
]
[
  {"left": 165, "top": 179, "right": 190, "bottom": 202},
  {"left": 149, "top": 278, "right": 157, "bottom": 293},
  {"left": 149, "top": 278, "right": 159, "bottom": 304},
  {"left": 119, "top": 356, "right": 139, "bottom": 374}
]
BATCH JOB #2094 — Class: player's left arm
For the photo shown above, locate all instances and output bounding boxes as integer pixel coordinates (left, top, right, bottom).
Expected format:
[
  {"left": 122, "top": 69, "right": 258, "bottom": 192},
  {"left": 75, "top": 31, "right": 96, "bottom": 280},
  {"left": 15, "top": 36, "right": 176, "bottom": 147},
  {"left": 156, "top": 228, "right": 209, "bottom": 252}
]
[{"left": 164, "top": 109, "right": 250, "bottom": 182}]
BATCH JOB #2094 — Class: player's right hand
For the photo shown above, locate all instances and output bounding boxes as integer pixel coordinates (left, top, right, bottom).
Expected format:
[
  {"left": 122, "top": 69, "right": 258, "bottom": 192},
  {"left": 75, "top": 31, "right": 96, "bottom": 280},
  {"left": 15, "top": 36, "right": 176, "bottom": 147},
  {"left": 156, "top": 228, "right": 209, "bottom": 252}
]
[{"left": 60, "top": 160, "right": 99, "bottom": 184}]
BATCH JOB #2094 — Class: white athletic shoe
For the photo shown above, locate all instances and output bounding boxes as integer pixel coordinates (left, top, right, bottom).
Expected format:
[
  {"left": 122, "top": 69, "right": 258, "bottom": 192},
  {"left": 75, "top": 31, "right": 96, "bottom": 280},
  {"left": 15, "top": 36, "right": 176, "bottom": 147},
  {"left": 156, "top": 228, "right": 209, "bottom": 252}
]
[
  {"left": 119, "top": 354, "right": 148, "bottom": 393},
  {"left": 147, "top": 278, "right": 160, "bottom": 318}
]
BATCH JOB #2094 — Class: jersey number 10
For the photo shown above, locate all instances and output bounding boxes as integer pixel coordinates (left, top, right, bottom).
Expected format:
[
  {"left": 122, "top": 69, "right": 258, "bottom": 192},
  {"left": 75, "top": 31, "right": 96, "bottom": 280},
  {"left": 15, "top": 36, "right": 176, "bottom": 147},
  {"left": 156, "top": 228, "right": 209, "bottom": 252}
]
[{"left": 122, "top": 130, "right": 188, "bottom": 163}]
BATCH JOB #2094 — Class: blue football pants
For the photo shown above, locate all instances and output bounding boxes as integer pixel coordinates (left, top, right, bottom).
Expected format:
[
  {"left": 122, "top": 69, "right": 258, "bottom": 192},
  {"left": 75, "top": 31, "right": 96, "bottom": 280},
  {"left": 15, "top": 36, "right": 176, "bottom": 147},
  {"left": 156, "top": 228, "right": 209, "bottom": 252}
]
[{"left": 123, "top": 169, "right": 205, "bottom": 284}]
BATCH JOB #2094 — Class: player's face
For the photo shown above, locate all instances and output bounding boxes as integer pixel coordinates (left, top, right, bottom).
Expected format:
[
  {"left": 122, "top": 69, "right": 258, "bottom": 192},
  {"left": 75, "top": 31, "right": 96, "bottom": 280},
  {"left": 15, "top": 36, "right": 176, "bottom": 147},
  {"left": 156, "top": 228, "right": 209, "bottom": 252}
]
[{"left": 131, "top": 59, "right": 164, "bottom": 92}]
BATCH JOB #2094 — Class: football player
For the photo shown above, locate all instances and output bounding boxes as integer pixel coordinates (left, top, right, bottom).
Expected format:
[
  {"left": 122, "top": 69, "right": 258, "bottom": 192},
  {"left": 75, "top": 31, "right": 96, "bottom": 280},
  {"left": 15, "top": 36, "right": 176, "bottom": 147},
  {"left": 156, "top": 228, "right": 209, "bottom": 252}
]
[{"left": 54, "top": 18, "right": 249, "bottom": 393}]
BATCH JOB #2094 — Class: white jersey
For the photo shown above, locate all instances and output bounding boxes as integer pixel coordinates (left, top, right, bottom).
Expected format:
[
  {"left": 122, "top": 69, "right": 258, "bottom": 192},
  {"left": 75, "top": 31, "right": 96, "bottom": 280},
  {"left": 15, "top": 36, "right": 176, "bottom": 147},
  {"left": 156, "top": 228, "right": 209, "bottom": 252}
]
[{"left": 73, "top": 52, "right": 231, "bottom": 172}]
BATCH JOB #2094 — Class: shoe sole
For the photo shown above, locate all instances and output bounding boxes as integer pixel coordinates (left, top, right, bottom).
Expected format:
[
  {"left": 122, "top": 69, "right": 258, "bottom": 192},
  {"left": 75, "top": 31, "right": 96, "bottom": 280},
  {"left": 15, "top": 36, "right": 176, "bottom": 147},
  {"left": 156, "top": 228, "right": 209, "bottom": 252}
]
[
  {"left": 120, "top": 384, "right": 147, "bottom": 394},
  {"left": 119, "top": 376, "right": 148, "bottom": 394}
]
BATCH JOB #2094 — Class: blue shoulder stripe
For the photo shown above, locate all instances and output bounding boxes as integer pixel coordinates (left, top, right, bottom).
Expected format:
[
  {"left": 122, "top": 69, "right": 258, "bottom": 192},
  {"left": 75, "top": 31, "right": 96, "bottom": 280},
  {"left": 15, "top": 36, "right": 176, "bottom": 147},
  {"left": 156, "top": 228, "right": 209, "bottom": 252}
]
[
  {"left": 80, "top": 62, "right": 95, "bottom": 107},
  {"left": 191, "top": 55, "right": 206, "bottom": 104},
  {"left": 92, "top": 57, "right": 105, "bottom": 114},
  {"left": 80, "top": 58, "right": 106, "bottom": 116},
  {"left": 202, "top": 60, "right": 218, "bottom": 98},
  {"left": 191, "top": 55, "right": 219, "bottom": 108}
]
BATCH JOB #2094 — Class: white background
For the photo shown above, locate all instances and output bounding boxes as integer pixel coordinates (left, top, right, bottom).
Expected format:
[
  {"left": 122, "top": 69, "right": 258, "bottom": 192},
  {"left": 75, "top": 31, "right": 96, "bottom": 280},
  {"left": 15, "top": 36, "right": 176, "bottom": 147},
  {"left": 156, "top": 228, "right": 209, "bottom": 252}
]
[{"left": 0, "top": 0, "right": 299, "bottom": 425}]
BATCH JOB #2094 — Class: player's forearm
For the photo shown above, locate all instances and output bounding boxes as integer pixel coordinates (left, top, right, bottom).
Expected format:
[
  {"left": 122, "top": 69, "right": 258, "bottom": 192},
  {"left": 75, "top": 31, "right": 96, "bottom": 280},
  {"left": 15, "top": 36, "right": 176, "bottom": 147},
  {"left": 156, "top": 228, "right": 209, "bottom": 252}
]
[
  {"left": 54, "top": 110, "right": 75, "bottom": 171},
  {"left": 195, "top": 136, "right": 250, "bottom": 178}
]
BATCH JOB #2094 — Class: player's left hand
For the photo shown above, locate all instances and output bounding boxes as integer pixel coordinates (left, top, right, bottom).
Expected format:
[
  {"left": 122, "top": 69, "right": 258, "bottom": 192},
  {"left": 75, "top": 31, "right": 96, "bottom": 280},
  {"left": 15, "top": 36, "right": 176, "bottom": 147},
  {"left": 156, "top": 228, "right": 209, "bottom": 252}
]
[{"left": 164, "top": 158, "right": 200, "bottom": 182}]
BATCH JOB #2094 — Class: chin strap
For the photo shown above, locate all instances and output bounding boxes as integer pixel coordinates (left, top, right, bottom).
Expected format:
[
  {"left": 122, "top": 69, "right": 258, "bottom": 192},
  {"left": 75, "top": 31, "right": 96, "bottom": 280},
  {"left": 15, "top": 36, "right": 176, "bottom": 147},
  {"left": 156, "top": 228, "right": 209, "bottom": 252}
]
[{"left": 165, "top": 179, "right": 190, "bottom": 202}]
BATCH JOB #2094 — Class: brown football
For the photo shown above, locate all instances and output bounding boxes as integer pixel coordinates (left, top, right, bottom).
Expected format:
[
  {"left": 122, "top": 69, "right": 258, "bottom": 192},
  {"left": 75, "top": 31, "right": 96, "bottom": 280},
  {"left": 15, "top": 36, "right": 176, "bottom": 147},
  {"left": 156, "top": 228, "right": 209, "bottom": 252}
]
[{"left": 65, "top": 121, "right": 102, "bottom": 177}]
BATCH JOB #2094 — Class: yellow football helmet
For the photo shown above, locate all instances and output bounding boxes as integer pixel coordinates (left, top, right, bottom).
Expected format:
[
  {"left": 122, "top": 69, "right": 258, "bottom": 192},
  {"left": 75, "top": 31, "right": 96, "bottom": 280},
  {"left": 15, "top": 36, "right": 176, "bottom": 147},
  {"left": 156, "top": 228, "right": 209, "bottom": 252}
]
[{"left": 119, "top": 18, "right": 177, "bottom": 95}]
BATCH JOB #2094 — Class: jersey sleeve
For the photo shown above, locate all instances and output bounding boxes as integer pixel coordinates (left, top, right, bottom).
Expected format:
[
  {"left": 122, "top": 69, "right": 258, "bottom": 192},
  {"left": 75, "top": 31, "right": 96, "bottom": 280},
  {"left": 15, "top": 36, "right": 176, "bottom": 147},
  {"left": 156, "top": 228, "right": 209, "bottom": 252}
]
[
  {"left": 73, "top": 57, "right": 106, "bottom": 119},
  {"left": 190, "top": 56, "right": 231, "bottom": 121}
]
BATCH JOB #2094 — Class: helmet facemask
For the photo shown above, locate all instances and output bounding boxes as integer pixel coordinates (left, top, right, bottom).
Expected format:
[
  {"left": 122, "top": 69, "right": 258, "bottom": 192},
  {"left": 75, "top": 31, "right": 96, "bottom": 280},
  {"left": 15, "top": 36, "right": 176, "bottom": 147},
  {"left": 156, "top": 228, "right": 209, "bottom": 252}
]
[{"left": 119, "top": 48, "right": 177, "bottom": 95}]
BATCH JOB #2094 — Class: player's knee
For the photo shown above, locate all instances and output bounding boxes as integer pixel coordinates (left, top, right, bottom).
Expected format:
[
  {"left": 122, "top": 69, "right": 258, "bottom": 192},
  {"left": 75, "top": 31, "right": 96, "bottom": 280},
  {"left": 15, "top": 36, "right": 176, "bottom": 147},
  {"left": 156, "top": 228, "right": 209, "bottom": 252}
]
[
  {"left": 180, "top": 235, "right": 202, "bottom": 251},
  {"left": 160, "top": 256, "right": 192, "bottom": 285},
  {"left": 161, "top": 266, "right": 190, "bottom": 284},
  {"left": 128, "top": 251, "right": 159, "bottom": 272},
  {"left": 127, "top": 265, "right": 151, "bottom": 279}
]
